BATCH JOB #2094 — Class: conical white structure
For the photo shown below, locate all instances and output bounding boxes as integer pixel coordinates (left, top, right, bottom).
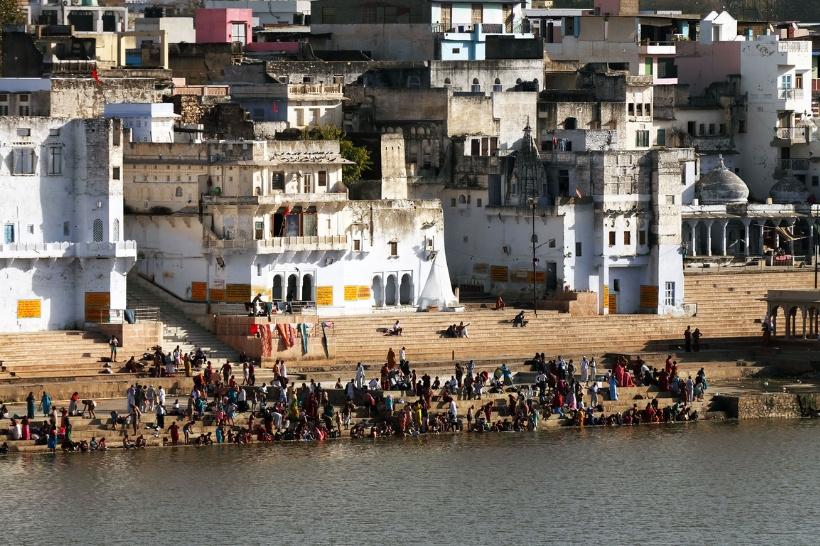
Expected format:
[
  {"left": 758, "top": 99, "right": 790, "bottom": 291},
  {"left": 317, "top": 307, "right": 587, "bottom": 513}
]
[{"left": 417, "top": 253, "right": 458, "bottom": 311}]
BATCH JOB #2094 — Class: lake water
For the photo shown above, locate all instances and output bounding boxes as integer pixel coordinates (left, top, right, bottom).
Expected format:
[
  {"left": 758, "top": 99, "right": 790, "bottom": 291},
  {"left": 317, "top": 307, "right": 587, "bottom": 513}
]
[{"left": 1, "top": 419, "right": 819, "bottom": 545}]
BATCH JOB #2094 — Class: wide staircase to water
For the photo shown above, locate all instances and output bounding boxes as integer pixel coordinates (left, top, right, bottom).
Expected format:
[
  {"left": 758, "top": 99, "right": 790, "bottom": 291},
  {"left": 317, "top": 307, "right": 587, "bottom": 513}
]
[{"left": 126, "top": 273, "right": 239, "bottom": 365}]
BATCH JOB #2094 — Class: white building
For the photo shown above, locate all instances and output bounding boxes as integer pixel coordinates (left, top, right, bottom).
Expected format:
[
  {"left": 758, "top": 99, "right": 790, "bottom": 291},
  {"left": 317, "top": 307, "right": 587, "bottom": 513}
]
[
  {"left": 442, "top": 125, "right": 694, "bottom": 314},
  {"left": 104, "top": 103, "right": 178, "bottom": 143},
  {"left": 124, "top": 138, "right": 457, "bottom": 315},
  {"left": 0, "top": 117, "right": 136, "bottom": 332},
  {"left": 677, "top": 11, "right": 815, "bottom": 200}
]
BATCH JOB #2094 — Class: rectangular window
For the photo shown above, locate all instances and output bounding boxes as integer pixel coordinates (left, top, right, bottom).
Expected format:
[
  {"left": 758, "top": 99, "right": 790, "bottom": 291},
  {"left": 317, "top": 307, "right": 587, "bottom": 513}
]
[
  {"left": 644, "top": 57, "right": 653, "bottom": 76},
  {"left": 781, "top": 74, "right": 792, "bottom": 89},
  {"left": 613, "top": 279, "right": 620, "bottom": 292},
  {"left": 608, "top": 231, "right": 616, "bottom": 246},
  {"left": 254, "top": 221, "right": 264, "bottom": 240},
  {"left": 481, "top": 137, "right": 489, "bottom": 156},
  {"left": 664, "top": 281, "right": 675, "bottom": 306},
  {"left": 666, "top": 195, "right": 676, "bottom": 204},
  {"left": 719, "top": 123, "right": 726, "bottom": 135},
  {"left": 230, "top": 22, "right": 246, "bottom": 43},
  {"left": 471, "top": 139, "right": 480, "bottom": 156},
  {"left": 624, "top": 231, "right": 631, "bottom": 245},
  {"left": 796, "top": 74, "right": 804, "bottom": 89},
  {"left": 645, "top": 103, "right": 651, "bottom": 117},
  {"left": 738, "top": 120, "right": 746, "bottom": 133},
  {"left": 575, "top": 241, "right": 582, "bottom": 257},
  {"left": 353, "top": 239, "right": 361, "bottom": 251},
  {"left": 296, "top": 109, "right": 304, "bottom": 126},
  {"left": 656, "top": 128, "right": 666, "bottom": 146},
  {"left": 16, "top": 128, "right": 30, "bottom": 137},
  {"left": 271, "top": 171, "right": 285, "bottom": 191},
  {"left": 639, "top": 230, "right": 647, "bottom": 246},
  {"left": 18, "top": 105, "right": 30, "bottom": 116},
  {"left": 635, "top": 130, "right": 649, "bottom": 147},
  {"left": 303, "top": 173, "right": 314, "bottom": 193},
  {"left": 687, "top": 121, "right": 696, "bottom": 136},
  {"left": 628, "top": 103, "right": 634, "bottom": 116},
  {"left": 0, "top": 105, "right": 7, "bottom": 115},
  {"left": 12, "top": 148, "right": 35, "bottom": 175},
  {"left": 18, "top": 93, "right": 28, "bottom": 103},
  {"left": 450, "top": 198, "right": 456, "bottom": 207},
  {"left": 636, "top": 103, "right": 643, "bottom": 117},
  {"left": 318, "top": 171, "right": 327, "bottom": 187},
  {"left": 389, "top": 241, "right": 398, "bottom": 256},
  {"left": 63, "top": 221, "right": 70, "bottom": 237},
  {"left": 311, "top": 108, "right": 321, "bottom": 125},
  {"left": 112, "top": 166, "right": 120, "bottom": 180},
  {"left": 3, "top": 224, "right": 14, "bottom": 244},
  {"left": 476, "top": 198, "right": 482, "bottom": 207},
  {"left": 47, "top": 146, "right": 62, "bottom": 175},
  {"left": 699, "top": 123, "right": 705, "bottom": 135},
  {"left": 708, "top": 123, "right": 715, "bottom": 135},
  {"left": 490, "top": 137, "right": 498, "bottom": 155},
  {"left": 812, "top": 176, "right": 819, "bottom": 187}
]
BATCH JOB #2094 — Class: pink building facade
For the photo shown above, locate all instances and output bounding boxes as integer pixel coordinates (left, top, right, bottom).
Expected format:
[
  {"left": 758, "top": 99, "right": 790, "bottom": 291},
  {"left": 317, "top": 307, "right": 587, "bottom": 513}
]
[{"left": 195, "top": 8, "right": 253, "bottom": 45}]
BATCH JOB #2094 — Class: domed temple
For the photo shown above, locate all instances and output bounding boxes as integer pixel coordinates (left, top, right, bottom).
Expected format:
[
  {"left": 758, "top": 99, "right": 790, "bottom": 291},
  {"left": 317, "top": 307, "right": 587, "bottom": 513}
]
[{"left": 682, "top": 156, "right": 819, "bottom": 264}]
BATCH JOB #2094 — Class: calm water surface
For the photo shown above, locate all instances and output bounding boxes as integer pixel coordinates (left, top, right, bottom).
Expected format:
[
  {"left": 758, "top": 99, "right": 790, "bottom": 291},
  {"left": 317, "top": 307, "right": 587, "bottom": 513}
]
[{"left": 1, "top": 420, "right": 819, "bottom": 545}]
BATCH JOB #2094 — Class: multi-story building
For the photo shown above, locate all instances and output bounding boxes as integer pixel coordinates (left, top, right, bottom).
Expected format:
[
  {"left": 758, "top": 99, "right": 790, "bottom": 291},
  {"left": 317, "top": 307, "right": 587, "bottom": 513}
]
[
  {"left": 123, "top": 138, "right": 457, "bottom": 314},
  {"left": 310, "top": 0, "right": 536, "bottom": 61},
  {"left": 677, "top": 11, "right": 815, "bottom": 200},
  {"left": 0, "top": 117, "right": 136, "bottom": 331}
]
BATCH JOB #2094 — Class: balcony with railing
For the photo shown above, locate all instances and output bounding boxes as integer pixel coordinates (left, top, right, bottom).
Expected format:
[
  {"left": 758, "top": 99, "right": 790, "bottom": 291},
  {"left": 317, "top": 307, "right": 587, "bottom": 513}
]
[
  {"left": 0, "top": 240, "right": 137, "bottom": 259},
  {"left": 638, "top": 41, "right": 676, "bottom": 56},
  {"left": 287, "top": 83, "right": 343, "bottom": 97},
  {"left": 208, "top": 235, "right": 349, "bottom": 254},
  {"left": 774, "top": 127, "right": 808, "bottom": 144},
  {"left": 778, "top": 158, "right": 810, "bottom": 171},
  {"left": 778, "top": 87, "right": 805, "bottom": 101}
]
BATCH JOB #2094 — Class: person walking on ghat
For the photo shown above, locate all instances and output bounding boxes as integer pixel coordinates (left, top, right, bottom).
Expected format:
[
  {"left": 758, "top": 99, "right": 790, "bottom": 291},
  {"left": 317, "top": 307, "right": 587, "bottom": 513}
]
[{"left": 684, "top": 326, "right": 692, "bottom": 352}]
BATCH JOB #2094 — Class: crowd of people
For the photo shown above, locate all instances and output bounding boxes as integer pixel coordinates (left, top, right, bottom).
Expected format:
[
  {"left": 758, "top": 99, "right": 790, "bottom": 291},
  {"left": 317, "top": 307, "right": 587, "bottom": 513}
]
[{"left": 2, "top": 341, "right": 712, "bottom": 452}]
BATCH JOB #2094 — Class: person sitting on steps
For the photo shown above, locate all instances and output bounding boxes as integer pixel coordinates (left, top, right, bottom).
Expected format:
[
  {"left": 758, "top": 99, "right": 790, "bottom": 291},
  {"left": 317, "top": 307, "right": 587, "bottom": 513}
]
[{"left": 512, "top": 311, "right": 528, "bottom": 327}]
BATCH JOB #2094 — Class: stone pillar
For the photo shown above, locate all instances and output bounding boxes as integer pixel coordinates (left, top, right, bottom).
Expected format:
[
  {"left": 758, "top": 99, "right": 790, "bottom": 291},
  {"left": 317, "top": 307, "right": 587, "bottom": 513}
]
[
  {"left": 705, "top": 220, "right": 714, "bottom": 256},
  {"left": 720, "top": 219, "right": 729, "bottom": 256},
  {"left": 743, "top": 218, "right": 751, "bottom": 256},
  {"left": 788, "top": 219, "right": 796, "bottom": 256},
  {"left": 689, "top": 220, "right": 698, "bottom": 257},
  {"left": 759, "top": 221, "right": 766, "bottom": 255},
  {"left": 802, "top": 307, "right": 807, "bottom": 339},
  {"left": 773, "top": 219, "right": 781, "bottom": 250}
]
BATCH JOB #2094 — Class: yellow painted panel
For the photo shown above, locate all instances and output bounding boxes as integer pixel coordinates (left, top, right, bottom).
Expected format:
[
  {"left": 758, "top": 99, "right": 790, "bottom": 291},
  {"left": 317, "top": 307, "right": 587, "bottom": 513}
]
[
  {"left": 226, "top": 284, "right": 251, "bottom": 303},
  {"left": 490, "top": 265, "right": 509, "bottom": 282},
  {"left": 316, "top": 286, "right": 333, "bottom": 306},
  {"left": 191, "top": 281, "right": 207, "bottom": 301},
  {"left": 357, "top": 286, "right": 371, "bottom": 300},
  {"left": 17, "top": 299, "right": 41, "bottom": 319},
  {"left": 344, "top": 285, "right": 359, "bottom": 301}
]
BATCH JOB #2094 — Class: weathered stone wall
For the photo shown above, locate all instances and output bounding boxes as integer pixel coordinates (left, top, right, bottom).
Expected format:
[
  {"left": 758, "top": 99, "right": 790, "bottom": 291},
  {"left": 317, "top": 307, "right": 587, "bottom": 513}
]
[
  {"left": 51, "top": 78, "right": 166, "bottom": 118},
  {"left": 719, "top": 393, "right": 820, "bottom": 419}
]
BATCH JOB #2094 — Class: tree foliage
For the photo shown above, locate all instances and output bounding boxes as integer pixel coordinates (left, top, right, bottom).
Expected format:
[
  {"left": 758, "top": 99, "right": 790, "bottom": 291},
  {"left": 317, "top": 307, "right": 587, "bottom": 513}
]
[
  {"left": 303, "top": 125, "right": 372, "bottom": 185},
  {"left": 0, "top": 0, "right": 25, "bottom": 73}
]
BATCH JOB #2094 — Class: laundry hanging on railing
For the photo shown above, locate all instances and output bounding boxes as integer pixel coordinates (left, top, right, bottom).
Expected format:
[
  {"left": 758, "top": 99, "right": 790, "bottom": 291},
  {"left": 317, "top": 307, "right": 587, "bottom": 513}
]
[
  {"left": 276, "top": 323, "right": 296, "bottom": 349},
  {"left": 259, "top": 324, "right": 273, "bottom": 357}
]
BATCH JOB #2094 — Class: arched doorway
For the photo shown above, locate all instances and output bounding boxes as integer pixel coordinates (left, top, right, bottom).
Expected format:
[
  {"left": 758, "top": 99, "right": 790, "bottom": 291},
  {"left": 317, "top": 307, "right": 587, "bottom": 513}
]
[
  {"left": 385, "top": 275, "right": 398, "bottom": 306},
  {"left": 399, "top": 273, "right": 413, "bottom": 305},
  {"left": 272, "top": 274, "right": 283, "bottom": 300},
  {"left": 286, "top": 274, "right": 298, "bottom": 301},
  {"left": 301, "top": 273, "right": 313, "bottom": 301},
  {"left": 371, "top": 275, "right": 383, "bottom": 307}
]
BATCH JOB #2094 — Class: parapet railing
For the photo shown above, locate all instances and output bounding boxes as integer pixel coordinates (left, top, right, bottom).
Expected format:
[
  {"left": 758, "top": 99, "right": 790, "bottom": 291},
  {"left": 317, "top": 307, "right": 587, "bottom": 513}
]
[{"left": 86, "top": 306, "right": 161, "bottom": 324}]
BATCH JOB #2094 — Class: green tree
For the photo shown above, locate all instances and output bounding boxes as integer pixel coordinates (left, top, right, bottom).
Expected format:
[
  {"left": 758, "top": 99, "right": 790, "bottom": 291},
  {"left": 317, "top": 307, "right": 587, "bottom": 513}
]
[{"left": 303, "top": 125, "right": 372, "bottom": 185}]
